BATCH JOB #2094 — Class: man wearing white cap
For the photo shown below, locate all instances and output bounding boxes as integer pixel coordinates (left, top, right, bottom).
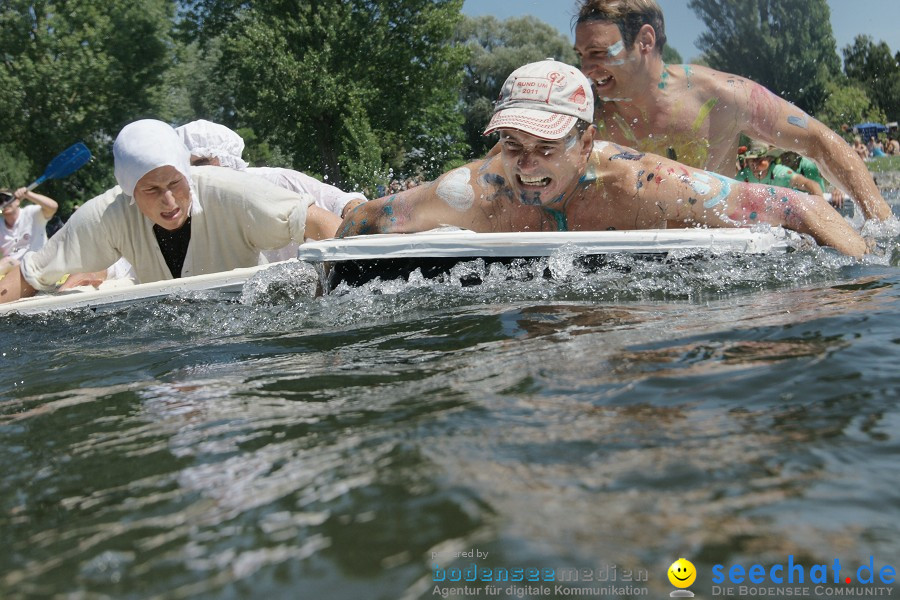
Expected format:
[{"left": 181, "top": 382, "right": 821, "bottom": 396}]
[
  {"left": 338, "top": 59, "right": 866, "bottom": 257},
  {"left": 0, "top": 119, "right": 340, "bottom": 304}
]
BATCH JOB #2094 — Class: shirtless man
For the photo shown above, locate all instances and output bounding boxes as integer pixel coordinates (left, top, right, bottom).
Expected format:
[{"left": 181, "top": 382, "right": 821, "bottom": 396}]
[
  {"left": 339, "top": 60, "right": 866, "bottom": 258},
  {"left": 572, "top": 0, "right": 892, "bottom": 222}
]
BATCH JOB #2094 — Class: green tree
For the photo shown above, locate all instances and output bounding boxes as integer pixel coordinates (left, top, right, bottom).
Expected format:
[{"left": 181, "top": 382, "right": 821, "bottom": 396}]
[
  {"left": 0, "top": 0, "right": 183, "bottom": 211},
  {"left": 816, "top": 80, "right": 886, "bottom": 140},
  {"left": 687, "top": 0, "right": 841, "bottom": 114},
  {"left": 455, "top": 15, "right": 577, "bottom": 158},
  {"left": 842, "top": 35, "right": 900, "bottom": 122},
  {"left": 182, "top": 0, "right": 467, "bottom": 191},
  {"left": 662, "top": 45, "right": 683, "bottom": 65}
]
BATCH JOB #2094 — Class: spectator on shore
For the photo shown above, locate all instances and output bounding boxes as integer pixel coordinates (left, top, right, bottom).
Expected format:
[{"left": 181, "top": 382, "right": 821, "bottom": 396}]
[
  {"left": 737, "top": 142, "right": 823, "bottom": 196},
  {"left": 887, "top": 136, "right": 900, "bottom": 156},
  {"left": 778, "top": 150, "right": 844, "bottom": 210},
  {"left": 1, "top": 187, "right": 58, "bottom": 277},
  {"left": 853, "top": 136, "right": 869, "bottom": 161}
]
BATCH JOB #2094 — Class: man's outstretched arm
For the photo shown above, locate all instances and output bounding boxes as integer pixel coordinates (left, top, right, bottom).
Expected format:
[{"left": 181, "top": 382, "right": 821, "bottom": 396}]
[
  {"left": 338, "top": 179, "right": 463, "bottom": 238},
  {"left": 630, "top": 155, "right": 868, "bottom": 257},
  {"left": 738, "top": 81, "right": 891, "bottom": 221}
]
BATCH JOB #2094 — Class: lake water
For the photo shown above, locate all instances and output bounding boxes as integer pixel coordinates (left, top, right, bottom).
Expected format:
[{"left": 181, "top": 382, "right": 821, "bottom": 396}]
[{"left": 2, "top": 203, "right": 900, "bottom": 599}]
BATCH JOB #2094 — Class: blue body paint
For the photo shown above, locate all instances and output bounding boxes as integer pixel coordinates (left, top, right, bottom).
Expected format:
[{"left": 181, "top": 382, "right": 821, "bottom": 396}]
[
  {"left": 787, "top": 115, "right": 809, "bottom": 130},
  {"left": 610, "top": 150, "right": 645, "bottom": 161},
  {"left": 702, "top": 172, "right": 734, "bottom": 209},
  {"left": 542, "top": 207, "right": 568, "bottom": 231}
]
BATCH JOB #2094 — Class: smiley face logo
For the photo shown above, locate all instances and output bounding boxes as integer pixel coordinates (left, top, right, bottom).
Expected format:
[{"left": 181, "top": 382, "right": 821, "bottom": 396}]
[{"left": 668, "top": 558, "right": 697, "bottom": 588}]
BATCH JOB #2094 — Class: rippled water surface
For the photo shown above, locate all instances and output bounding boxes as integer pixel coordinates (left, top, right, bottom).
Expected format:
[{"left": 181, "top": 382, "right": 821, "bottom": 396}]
[{"left": 2, "top": 216, "right": 900, "bottom": 599}]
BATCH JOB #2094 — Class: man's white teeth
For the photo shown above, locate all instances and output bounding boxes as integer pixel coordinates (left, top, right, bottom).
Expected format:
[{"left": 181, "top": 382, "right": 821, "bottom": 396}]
[
  {"left": 520, "top": 175, "right": 550, "bottom": 186},
  {"left": 596, "top": 75, "right": 612, "bottom": 86}
]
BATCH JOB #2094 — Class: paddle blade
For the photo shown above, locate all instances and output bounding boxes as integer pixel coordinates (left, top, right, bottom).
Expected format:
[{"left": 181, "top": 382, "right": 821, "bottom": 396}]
[{"left": 27, "top": 142, "right": 93, "bottom": 190}]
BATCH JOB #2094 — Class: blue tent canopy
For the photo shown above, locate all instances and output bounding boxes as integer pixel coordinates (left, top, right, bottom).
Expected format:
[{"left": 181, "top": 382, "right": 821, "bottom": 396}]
[
  {"left": 854, "top": 122, "right": 888, "bottom": 140},
  {"left": 854, "top": 122, "right": 888, "bottom": 131}
]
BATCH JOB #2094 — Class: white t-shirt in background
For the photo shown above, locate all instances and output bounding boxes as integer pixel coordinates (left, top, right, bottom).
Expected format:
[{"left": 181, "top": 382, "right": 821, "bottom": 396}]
[{"left": 1, "top": 205, "right": 49, "bottom": 260}]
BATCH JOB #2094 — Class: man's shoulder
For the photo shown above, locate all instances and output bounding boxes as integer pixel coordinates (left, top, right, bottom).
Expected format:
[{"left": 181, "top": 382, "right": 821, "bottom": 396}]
[{"left": 680, "top": 64, "right": 754, "bottom": 100}]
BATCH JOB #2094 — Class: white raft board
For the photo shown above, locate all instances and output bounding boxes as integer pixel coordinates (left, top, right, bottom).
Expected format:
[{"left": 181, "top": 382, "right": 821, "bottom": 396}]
[
  {"left": 1, "top": 228, "right": 797, "bottom": 315},
  {"left": 298, "top": 227, "right": 799, "bottom": 291},
  {"left": 298, "top": 227, "right": 797, "bottom": 262},
  {"left": 0, "top": 261, "right": 290, "bottom": 316}
]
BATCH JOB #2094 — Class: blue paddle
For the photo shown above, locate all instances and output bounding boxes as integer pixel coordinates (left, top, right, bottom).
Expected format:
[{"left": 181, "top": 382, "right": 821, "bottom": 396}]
[{"left": 26, "top": 142, "right": 93, "bottom": 192}]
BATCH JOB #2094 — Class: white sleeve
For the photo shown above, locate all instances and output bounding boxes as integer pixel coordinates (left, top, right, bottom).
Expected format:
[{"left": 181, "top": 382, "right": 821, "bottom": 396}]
[
  {"left": 20, "top": 202, "right": 121, "bottom": 291},
  {"left": 251, "top": 168, "right": 366, "bottom": 216}
]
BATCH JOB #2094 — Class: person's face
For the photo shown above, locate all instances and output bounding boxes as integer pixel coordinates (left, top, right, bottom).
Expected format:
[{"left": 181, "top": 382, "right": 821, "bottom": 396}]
[
  {"left": 574, "top": 20, "right": 643, "bottom": 100},
  {"left": 498, "top": 126, "right": 593, "bottom": 205},
  {"left": 189, "top": 155, "right": 221, "bottom": 167},
  {"left": 746, "top": 156, "right": 772, "bottom": 178},
  {"left": 133, "top": 165, "right": 192, "bottom": 230},
  {"left": 1, "top": 197, "right": 19, "bottom": 220}
]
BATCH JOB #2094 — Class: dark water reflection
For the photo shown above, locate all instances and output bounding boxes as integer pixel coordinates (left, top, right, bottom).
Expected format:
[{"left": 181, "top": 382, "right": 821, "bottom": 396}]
[{"left": 2, "top": 240, "right": 900, "bottom": 599}]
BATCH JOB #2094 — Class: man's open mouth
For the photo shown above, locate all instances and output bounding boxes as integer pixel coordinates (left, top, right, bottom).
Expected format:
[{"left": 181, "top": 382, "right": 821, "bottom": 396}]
[
  {"left": 518, "top": 175, "right": 551, "bottom": 188},
  {"left": 595, "top": 74, "right": 613, "bottom": 88}
]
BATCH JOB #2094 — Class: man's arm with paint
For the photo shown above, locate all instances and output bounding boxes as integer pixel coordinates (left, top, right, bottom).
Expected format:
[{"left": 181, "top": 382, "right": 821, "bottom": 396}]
[
  {"left": 655, "top": 165, "right": 867, "bottom": 257},
  {"left": 737, "top": 81, "right": 891, "bottom": 221},
  {"left": 338, "top": 184, "right": 445, "bottom": 237},
  {"left": 338, "top": 163, "right": 494, "bottom": 237}
]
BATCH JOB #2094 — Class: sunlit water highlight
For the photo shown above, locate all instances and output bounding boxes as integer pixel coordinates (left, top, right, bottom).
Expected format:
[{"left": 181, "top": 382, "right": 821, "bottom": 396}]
[{"left": 2, "top": 206, "right": 900, "bottom": 599}]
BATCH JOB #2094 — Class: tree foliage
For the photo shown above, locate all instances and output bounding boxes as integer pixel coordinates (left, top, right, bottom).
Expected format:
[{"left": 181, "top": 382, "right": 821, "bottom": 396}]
[
  {"left": 0, "top": 0, "right": 181, "bottom": 211},
  {"left": 662, "top": 45, "right": 683, "bottom": 66},
  {"left": 687, "top": 0, "right": 841, "bottom": 115},
  {"left": 842, "top": 35, "right": 900, "bottom": 122},
  {"left": 181, "top": 0, "right": 467, "bottom": 190},
  {"left": 454, "top": 15, "right": 577, "bottom": 158},
  {"left": 816, "top": 80, "right": 886, "bottom": 139}
]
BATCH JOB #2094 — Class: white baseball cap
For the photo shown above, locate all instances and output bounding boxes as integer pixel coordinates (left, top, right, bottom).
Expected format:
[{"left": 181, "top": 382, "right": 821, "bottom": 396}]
[{"left": 484, "top": 59, "right": 594, "bottom": 140}]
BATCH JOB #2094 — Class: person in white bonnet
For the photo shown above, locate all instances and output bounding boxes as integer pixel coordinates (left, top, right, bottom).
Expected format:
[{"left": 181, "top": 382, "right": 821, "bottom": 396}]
[
  {"left": 175, "top": 119, "right": 366, "bottom": 262},
  {"left": 339, "top": 59, "right": 867, "bottom": 258},
  {"left": 175, "top": 119, "right": 367, "bottom": 219},
  {"left": 0, "top": 119, "right": 340, "bottom": 304}
]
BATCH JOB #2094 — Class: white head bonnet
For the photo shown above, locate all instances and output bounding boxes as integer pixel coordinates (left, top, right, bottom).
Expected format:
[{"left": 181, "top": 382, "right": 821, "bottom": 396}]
[
  {"left": 113, "top": 119, "right": 193, "bottom": 197},
  {"left": 174, "top": 119, "right": 249, "bottom": 171}
]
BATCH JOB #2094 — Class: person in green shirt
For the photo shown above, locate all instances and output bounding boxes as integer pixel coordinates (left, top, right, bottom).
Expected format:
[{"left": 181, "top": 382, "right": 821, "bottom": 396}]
[
  {"left": 737, "top": 141, "right": 823, "bottom": 196},
  {"left": 777, "top": 150, "right": 845, "bottom": 210}
]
